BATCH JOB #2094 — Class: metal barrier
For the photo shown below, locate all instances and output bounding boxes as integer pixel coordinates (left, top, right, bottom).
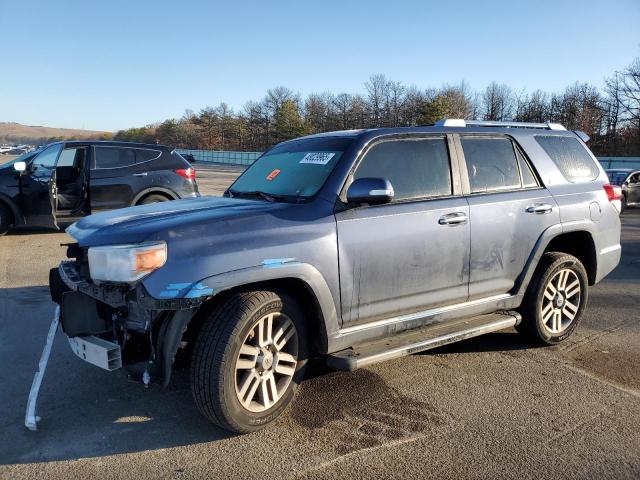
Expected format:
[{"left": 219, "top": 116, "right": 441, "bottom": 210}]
[
  {"left": 177, "top": 149, "right": 640, "bottom": 170},
  {"left": 176, "top": 149, "right": 261, "bottom": 166},
  {"left": 598, "top": 157, "right": 640, "bottom": 170}
]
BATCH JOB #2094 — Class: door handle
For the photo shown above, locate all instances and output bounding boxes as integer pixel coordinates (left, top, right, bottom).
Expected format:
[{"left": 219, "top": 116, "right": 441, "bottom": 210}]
[
  {"left": 526, "top": 203, "right": 553, "bottom": 214},
  {"left": 133, "top": 172, "right": 148, "bottom": 177},
  {"left": 438, "top": 212, "right": 468, "bottom": 226}
]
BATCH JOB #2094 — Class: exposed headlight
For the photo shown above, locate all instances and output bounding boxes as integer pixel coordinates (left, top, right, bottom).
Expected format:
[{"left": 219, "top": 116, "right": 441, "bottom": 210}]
[{"left": 88, "top": 242, "right": 167, "bottom": 284}]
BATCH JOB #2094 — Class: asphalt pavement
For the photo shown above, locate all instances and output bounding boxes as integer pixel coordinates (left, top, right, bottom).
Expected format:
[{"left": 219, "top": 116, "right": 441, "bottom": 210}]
[{"left": 0, "top": 166, "right": 638, "bottom": 479}]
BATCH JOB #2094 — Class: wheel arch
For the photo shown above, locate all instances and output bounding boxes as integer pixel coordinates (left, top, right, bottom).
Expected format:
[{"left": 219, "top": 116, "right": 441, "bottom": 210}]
[
  {"left": 186, "top": 277, "right": 329, "bottom": 357},
  {"left": 162, "top": 263, "right": 339, "bottom": 375},
  {"left": 543, "top": 231, "right": 597, "bottom": 285},
  {"left": 0, "top": 193, "right": 25, "bottom": 227},
  {"left": 131, "top": 187, "right": 178, "bottom": 206},
  {"left": 515, "top": 224, "right": 598, "bottom": 297}
]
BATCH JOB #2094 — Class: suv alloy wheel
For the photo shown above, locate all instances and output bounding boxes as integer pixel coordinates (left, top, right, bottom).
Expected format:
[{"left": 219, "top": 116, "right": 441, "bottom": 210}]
[
  {"left": 517, "top": 252, "right": 589, "bottom": 345},
  {"left": 190, "top": 290, "right": 308, "bottom": 432}
]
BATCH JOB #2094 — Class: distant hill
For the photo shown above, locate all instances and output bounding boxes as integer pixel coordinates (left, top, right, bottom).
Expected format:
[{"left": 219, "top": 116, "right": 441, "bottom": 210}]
[{"left": 0, "top": 122, "right": 113, "bottom": 145}]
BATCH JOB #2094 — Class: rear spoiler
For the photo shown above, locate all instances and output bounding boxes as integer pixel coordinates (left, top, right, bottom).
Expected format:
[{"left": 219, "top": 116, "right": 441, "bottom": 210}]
[{"left": 573, "top": 131, "right": 590, "bottom": 143}]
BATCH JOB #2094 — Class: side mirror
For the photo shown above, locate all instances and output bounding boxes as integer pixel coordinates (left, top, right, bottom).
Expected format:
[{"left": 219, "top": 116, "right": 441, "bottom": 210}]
[
  {"left": 346, "top": 177, "right": 394, "bottom": 205},
  {"left": 13, "top": 161, "right": 27, "bottom": 173}
]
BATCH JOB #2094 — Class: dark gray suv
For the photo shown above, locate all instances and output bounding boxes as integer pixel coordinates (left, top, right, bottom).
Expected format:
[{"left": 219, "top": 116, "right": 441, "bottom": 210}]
[{"left": 41, "top": 120, "right": 621, "bottom": 433}]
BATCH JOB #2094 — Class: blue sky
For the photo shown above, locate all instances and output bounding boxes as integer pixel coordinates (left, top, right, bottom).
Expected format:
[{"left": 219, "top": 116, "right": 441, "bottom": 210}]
[{"left": 1, "top": 0, "right": 638, "bottom": 131}]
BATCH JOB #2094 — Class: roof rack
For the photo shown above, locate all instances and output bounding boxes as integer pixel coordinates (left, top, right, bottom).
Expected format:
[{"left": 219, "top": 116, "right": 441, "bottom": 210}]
[{"left": 434, "top": 119, "right": 566, "bottom": 131}]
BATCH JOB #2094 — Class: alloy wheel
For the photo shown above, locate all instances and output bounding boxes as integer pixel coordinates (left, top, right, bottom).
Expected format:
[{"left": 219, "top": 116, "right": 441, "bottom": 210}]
[
  {"left": 540, "top": 268, "right": 581, "bottom": 334},
  {"left": 234, "top": 312, "right": 299, "bottom": 412}
]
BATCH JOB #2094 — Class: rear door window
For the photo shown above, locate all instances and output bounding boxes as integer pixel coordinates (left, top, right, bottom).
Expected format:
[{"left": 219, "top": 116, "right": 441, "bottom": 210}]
[
  {"left": 354, "top": 137, "right": 452, "bottom": 201},
  {"left": 94, "top": 147, "right": 135, "bottom": 169},
  {"left": 535, "top": 136, "right": 599, "bottom": 183},
  {"left": 460, "top": 137, "right": 521, "bottom": 193}
]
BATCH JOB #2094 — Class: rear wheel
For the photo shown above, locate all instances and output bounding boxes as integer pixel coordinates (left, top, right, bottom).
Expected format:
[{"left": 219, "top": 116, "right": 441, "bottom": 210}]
[
  {"left": 517, "top": 252, "right": 588, "bottom": 345},
  {"left": 139, "top": 194, "right": 169, "bottom": 205},
  {"left": 620, "top": 195, "right": 627, "bottom": 214},
  {"left": 190, "top": 290, "right": 307, "bottom": 433},
  {"left": 0, "top": 203, "right": 11, "bottom": 236}
]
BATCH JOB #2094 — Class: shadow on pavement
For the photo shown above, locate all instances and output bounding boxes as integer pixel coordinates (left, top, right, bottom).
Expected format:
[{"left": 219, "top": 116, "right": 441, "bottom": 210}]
[{"left": 0, "top": 283, "right": 538, "bottom": 466}]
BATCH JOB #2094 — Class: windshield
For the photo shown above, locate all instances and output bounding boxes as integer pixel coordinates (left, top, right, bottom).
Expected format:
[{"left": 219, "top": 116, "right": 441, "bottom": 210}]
[
  {"left": 228, "top": 137, "right": 353, "bottom": 199},
  {"left": 607, "top": 171, "right": 630, "bottom": 185}
]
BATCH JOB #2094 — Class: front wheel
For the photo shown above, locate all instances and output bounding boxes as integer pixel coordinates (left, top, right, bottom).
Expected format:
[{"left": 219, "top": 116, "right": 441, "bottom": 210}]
[
  {"left": 190, "top": 290, "right": 307, "bottom": 433},
  {"left": 517, "top": 252, "right": 588, "bottom": 345}
]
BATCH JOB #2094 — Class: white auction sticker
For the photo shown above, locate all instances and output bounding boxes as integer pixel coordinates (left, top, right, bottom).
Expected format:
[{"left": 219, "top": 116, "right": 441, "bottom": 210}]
[{"left": 299, "top": 152, "right": 335, "bottom": 165}]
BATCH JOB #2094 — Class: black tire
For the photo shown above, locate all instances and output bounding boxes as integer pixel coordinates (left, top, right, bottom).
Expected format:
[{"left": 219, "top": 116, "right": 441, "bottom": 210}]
[
  {"left": 517, "top": 252, "right": 588, "bottom": 345},
  {"left": 620, "top": 195, "right": 627, "bottom": 214},
  {"left": 190, "top": 290, "right": 308, "bottom": 433},
  {"left": 139, "top": 194, "right": 169, "bottom": 205},
  {"left": 0, "top": 203, "right": 11, "bottom": 236}
]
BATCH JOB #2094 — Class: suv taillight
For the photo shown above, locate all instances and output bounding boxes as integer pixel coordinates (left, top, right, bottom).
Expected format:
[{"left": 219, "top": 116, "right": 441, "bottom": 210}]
[
  {"left": 603, "top": 184, "right": 622, "bottom": 201},
  {"left": 603, "top": 183, "right": 623, "bottom": 213},
  {"left": 175, "top": 167, "right": 196, "bottom": 180}
]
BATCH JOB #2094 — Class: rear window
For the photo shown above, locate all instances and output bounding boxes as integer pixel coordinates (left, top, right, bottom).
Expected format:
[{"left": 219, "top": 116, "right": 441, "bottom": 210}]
[
  {"left": 535, "top": 136, "right": 599, "bottom": 183},
  {"left": 94, "top": 147, "right": 135, "bottom": 169}
]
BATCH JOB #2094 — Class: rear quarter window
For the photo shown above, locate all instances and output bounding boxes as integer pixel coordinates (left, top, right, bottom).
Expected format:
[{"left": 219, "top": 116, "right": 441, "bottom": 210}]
[
  {"left": 135, "top": 149, "right": 162, "bottom": 163},
  {"left": 535, "top": 136, "right": 599, "bottom": 183}
]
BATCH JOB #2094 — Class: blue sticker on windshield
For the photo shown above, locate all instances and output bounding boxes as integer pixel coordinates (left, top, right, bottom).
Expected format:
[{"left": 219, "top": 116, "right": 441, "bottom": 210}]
[{"left": 299, "top": 152, "right": 335, "bottom": 165}]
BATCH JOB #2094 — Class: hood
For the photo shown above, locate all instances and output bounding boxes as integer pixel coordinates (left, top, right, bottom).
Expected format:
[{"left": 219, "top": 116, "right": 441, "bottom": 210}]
[{"left": 67, "top": 196, "right": 289, "bottom": 246}]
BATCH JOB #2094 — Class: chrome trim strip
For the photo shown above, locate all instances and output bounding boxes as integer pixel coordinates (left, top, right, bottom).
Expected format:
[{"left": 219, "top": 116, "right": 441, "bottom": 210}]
[
  {"left": 600, "top": 244, "right": 621, "bottom": 255},
  {"left": 338, "top": 293, "right": 512, "bottom": 335},
  {"left": 354, "top": 315, "right": 517, "bottom": 369}
]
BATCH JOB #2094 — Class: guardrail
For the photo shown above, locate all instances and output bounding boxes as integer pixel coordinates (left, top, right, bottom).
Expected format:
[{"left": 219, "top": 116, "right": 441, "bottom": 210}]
[
  {"left": 597, "top": 157, "right": 640, "bottom": 169},
  {"left": 176, "top": 149, "right": 640, "bottom": 170},
  {"left": 175, "top": 149, "right": 261, "bottom": 166}
]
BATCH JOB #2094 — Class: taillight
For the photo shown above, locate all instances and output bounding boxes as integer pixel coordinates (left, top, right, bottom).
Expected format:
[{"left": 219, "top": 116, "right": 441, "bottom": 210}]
[
  {"left": 603, "top": 184, "right": 622, "bottom": 201},
  {"left": 175, "top": 167, "right": 196, "bottom": 180},
  {"left": 603, "top": 183, "right": 623, "bottom": 213}
]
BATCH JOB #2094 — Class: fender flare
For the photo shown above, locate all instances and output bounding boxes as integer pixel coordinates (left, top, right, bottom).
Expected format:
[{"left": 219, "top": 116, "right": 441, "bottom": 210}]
[
  {"left": 152, "top": 261, "right": 340, "bottom": 355},
  {"left": 514, "top": 221, "right": 597, "bottom": 297},
  {"left": 131, "top": 187, "right": 179, "bottom": 206},
  {"left": 0, "top": 193, "right": 25, "bottom": 226}
]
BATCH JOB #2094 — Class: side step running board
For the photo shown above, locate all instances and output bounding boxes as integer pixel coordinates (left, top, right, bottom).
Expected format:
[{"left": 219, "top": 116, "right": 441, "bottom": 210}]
[{"left": 327, "top": 312, "right": 521, "bottom": 371}]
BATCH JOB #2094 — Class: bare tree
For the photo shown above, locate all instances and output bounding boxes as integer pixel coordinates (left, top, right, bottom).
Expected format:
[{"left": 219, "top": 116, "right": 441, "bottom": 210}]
[
  {"left": 333, "top": 93, "right": 353, "bottom": 130},
  {"left": 482, "top": 82, "right": 515, "bottom": 121},
  {"left": 619, "top": 58, "right": 640, "bottom": 126},
  {"left": 365, "top": 74, "right": 390, "bottom": 127}
]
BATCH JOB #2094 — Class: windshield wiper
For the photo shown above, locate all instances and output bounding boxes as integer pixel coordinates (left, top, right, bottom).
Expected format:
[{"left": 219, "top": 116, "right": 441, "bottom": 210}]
[{"left": 228, "top": 189, "right": 285, "bottom": 202}]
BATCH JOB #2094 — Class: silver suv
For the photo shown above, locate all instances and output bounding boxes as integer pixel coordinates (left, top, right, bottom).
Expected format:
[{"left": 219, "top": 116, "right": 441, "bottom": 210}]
[{"left": 43, "top": 119, "right": 622, "bottom": 433}]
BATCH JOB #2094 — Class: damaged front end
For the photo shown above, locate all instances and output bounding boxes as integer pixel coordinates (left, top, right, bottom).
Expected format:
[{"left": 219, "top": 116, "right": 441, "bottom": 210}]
[{"left": 50, "top": 243, "right": 206, "bottom": 387}]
